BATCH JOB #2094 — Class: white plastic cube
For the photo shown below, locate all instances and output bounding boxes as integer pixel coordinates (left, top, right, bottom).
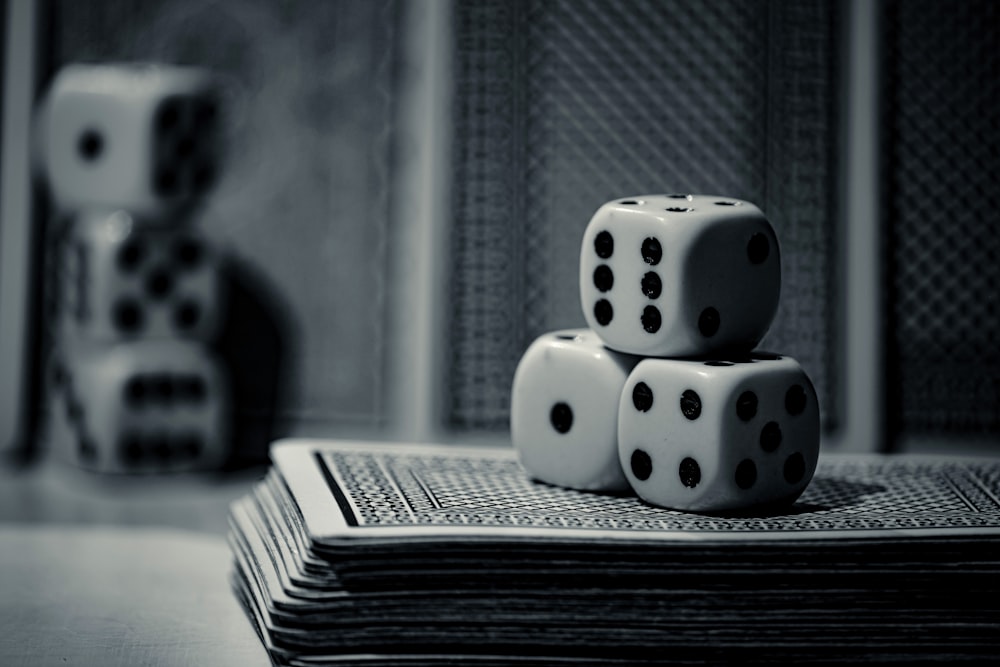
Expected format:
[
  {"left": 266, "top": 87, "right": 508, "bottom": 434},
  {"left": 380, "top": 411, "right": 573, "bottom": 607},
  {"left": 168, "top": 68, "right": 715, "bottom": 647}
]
[
  {"left": 510, "top": 328, "right": 640, "bottom": 492},
  {"left": 36, "top": 63, "right": 220, "bottom": 217},
  {"left": 52, "top": 339, "right": 230, "bottom": 473},
  {"left": 58, "top": 210, "right": 224, "bottom": 341},
  {"left": 580, "top": 194, "right": 780, "bottom": 357},
  {"left": 618, "top": 353, "right": 819, "bottom": 512}
]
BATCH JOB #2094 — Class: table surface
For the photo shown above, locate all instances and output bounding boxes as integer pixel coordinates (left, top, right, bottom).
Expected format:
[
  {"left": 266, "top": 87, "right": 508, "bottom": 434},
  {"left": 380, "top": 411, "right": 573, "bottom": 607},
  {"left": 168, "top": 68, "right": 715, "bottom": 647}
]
[{"left": 0, "top": 459, "right": 272, "bottom": 667}]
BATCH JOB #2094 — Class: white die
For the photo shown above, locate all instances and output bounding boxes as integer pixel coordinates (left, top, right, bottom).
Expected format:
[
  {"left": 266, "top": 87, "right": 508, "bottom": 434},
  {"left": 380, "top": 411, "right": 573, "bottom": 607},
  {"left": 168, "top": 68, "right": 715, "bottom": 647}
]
[
  {"left": 51, "top": 340, "right": 230, "bottom": 473},
  {"left": 510, "top": 328, "right": 640, "bottom": 491},
  {"left": 36, "top": 63, "right": 220, "bottom": 217},
  {"left": 618, "top": 353, "right": 819, "bottom": 512},
  {"left": 579, "top": 194, "right": 781, "bottom": 357},
  {"left": 58, "top": 210, "right": 224, "bottom": 341}
]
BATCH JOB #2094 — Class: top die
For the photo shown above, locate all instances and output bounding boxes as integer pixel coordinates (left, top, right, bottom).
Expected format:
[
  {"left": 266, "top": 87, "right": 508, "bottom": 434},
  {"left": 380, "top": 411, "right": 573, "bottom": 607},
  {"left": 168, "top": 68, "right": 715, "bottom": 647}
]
[
  {"left": 36, "top": 63, "right": 222, "bottom": 219},
  {"left": 579, "top": 194, "right": 781, "bottom": 357}
]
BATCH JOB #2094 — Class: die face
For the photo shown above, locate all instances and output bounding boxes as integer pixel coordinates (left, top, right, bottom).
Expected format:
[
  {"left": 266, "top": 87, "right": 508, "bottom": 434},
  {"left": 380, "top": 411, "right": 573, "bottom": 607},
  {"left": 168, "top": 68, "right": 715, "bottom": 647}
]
[
  {"left": 580, "top": 200, "right": 692, "bottom": 356},
  {"left": 57, "top": 340, "right": 229, "bottom": 473},
  {"left": 716, "top": 355, "right": 821, "bottom": 508},
  {"left": 618, "top": 354, "right": 820, "bottom": 512},
  {"left": 62, "top": 211, "right": 223, "bottom": 341},
  {"left": 682, "top": 207, "right": 780, "bottom": 352},
  {"left": 580, "top": 195, "right": 780, "bottom": 357},
  {"left": 618, "top": 358, "right": 726, "bottom": 509},
  {"left": 38, "top": 64, "right": 220, "bottom": 216},
  {"left": 511, "top": 328, "right": 640, "bottom": 491}
]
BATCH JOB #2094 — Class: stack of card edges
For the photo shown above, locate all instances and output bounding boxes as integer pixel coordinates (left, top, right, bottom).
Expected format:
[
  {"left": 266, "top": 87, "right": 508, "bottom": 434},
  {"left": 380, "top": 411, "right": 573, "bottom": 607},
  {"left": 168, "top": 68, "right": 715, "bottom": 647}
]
[{"left": 229, "top": 439, "right": 1000, "bottom": 666}]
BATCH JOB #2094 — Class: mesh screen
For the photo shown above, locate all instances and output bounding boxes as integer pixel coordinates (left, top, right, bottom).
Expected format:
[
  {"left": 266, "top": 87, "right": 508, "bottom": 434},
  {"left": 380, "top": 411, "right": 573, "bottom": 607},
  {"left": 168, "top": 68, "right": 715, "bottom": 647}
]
[
  {"left": 884, "top": 0, "right": 1000, "bottom": 436},
  {"left": 449, "top": 0, "right": 840, "bottom": 431}
]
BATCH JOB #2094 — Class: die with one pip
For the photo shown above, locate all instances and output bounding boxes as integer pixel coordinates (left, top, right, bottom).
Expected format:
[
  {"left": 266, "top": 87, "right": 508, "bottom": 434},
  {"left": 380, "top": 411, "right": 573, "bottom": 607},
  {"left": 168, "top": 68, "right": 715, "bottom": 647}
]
[
  {"left": 36, "top": 63, "right": 221, "bottom": 217},
  {"left": 580, "top": 194, "right": 780, "bottom": 357},
  {"left": 52, "top": 339, "right": 230, "bottom": 473},
  {"left": 510, "top": 329, "right": 641, "bottom": 492},
  {"left": 617, "top": 352, "right": 819, "bottom": 512},
  {"left": 58, "top": 209, "right": 224, "bottom": 342}
]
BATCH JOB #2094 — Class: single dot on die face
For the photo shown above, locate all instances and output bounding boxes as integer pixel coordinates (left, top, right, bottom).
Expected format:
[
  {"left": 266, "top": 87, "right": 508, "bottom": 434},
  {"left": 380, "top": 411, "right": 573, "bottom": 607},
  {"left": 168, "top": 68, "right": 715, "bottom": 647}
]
[
  {"left": 117, "top": 240, "right": 146, "bottom": 273},
  {"left": 666, "top": 194, "right": 691, "bottom": 200},
  {"left": 145, "top": 267, "right": 174, "bottom": 300},
  {"left": 173, "top": 238, "right": 204, "bottom": 269},
  {"left": 112, "top": 298, "right": 144, "bottom": 333},
  {"left": 119, "top": 433, "right": 143, "bottom": 465},
  {"left": 619, "top": 200, "right": 639, "bottom": 205},
  {"left": 152, "top": 435, "right": 173, "bottom": 462},
  {"left": 154, "top": 165, "right": 180, "bottom": 197},
  {"left": 641, "top": 272, "right": 662, "bottom": 299},
  {"left": 735, "top": 459, "right": 757, "bottom": 490},
  {"left": 641, "top": 305, "right": 662, "bottom": 333},
  {"left": 679, "top": 457, "right": 701, "bottom": 488},
  {"left": 594, "top": 231, "right": 614, "bottom": 259},
  {"left": 177, "top": 433, "right": 203, "bottom": 459},
  {"left": 641, "top": 237, "right": 662, "bottom": 265},
  {"left": 632, "top": 382, "right": 654, "bottom": 412},
  {"left": 747, "top": 233, "right": 770, "bottom": 264},
  {"left": 736, "top": 391, "right": 758, "bottom": 421},
  {"left": 594, "top": 299, "right": 613, "bottom": 326},
  {"left": 665, "top": 207, "right": 693, "bottom": 213},
  {"left": 631, "top": 449, "right": 653, "bottom": 481},
  {"left": 153, "top": 374, "right": 175, "bottom": 404},
  {"left": 785, "top": 384, "right": 807, "bottom": 416},
  {"left": 698, "top": 307, "right": 720, "bottom": 337},
  {"left": 704, "top": 360, "right": 733, "bottom": 367},
  {"left": 78, "top": 128, "right": 105, "bottom": 162},
  {"left": 179, "top": 375, "right": 206, "bottom": 402},
  {"left": 550, "top": 402, "right": 573, "bottom": 434},
  {"left": 174, "top": 300, "right": 202, "bottom": 330},
  {"left": 784, "top": 452, "right": 806, "bottom": 483},
  {"left": 124, "top": 376, "right": 146, "bottom": 408},
  {"left": 680, "top": 390, "right": 702, "bottom": 420},
  {"left": 593, "top": 265, "right": 614, "bottom": 292},
  {"left": 760, "top": 421, "right": 783, "bottom": 452},
  {"left": 156, "top": 100, "right": 182, "bottom": 134}
]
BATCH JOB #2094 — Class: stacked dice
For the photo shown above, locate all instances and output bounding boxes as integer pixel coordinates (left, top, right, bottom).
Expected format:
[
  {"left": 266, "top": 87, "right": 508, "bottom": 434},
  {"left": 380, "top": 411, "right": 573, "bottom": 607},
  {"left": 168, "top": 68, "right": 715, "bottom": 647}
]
[
  {"left": 511, "top": 195, "right": 820, "bottom": 513},
  {"left": 36, "top": 64, "right": 230, "bottom": 473}
]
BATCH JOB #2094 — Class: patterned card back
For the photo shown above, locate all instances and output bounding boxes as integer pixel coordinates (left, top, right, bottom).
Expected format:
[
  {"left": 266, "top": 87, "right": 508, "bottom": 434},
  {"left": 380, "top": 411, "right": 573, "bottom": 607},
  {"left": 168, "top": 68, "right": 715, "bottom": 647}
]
[{"left": 272, "top": 440, "right": 1000, "bottom": 542}]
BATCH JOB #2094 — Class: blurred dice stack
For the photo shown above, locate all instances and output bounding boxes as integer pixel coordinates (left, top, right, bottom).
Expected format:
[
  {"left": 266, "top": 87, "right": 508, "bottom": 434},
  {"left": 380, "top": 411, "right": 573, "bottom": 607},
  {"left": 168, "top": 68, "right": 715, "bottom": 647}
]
[
  {"left": 511, "top": 195, "right": 821, "bottom": 513},
  {"left": 36, "top": 64, "right": 230, "bottom": 473}
]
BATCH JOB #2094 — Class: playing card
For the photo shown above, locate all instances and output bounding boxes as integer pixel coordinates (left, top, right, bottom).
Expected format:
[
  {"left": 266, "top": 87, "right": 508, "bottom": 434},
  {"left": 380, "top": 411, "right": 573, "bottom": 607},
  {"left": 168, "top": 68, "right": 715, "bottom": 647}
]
[{"left": 273, "top": 438, "right": 1000, "bottom": 545}]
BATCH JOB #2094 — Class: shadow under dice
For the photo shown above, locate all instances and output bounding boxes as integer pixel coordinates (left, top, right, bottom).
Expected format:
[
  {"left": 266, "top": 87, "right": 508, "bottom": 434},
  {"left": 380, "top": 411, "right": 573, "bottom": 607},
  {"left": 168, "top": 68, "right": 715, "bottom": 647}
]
[
  {"left": 618, "top": 353, "right": 820, "bottom": 512},
  {"left": 510, "top": 329, "right": 641, "bottom": 491},
  {"left": 37, "top": 63, "right": 220, "bottom": 217},
  {"left": 579, "top": 194, "right": 780, "bottom": 357},
  {"left": 61, "top": 210, "right": 223, "bottom": 341},
  {"left": 54, "top": 340, "right": 229, "bottom": 473}
]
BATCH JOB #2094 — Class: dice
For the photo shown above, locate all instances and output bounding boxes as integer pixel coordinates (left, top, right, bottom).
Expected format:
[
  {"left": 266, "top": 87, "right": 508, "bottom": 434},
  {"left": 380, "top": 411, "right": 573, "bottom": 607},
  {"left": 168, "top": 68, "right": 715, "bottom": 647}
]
[
  {"left": 579, "top": 194, "right": 780, "bottom": 357},
  {"left": 617, "top": 353, "right": 819, "bottom": 512},
  {"left": 36, "top": 63, "right": 220, "bottom": 217},
  {"left": 510, "top": 329, "right": 640, "bottom": 491},
  {"left": 51, "top": 339, "right": 230, "bottom": 473},
  {"left": 58, "top": 209, "right": 224, "bottom": 341}
]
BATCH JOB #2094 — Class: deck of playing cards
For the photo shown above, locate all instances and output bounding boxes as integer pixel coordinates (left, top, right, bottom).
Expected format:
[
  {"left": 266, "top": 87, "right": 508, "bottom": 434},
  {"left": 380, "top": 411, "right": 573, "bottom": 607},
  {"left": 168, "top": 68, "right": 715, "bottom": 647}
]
[{"left": 229, "top": 439, "right": 1000, "bottom": 665}]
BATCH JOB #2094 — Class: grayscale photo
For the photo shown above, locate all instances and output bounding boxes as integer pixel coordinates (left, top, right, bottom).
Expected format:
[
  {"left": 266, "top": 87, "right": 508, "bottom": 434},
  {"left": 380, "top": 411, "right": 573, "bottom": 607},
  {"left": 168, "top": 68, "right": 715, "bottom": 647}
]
[{"left": 1, "top": 0, "right": 998, "bottom": 664}]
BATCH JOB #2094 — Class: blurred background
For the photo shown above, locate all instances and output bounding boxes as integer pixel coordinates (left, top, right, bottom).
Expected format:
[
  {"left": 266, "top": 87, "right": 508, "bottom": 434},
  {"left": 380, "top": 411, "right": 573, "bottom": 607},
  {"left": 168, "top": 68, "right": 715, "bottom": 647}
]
[{"left": 2, "top": 0, "right": 998, "bottom": 483}]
